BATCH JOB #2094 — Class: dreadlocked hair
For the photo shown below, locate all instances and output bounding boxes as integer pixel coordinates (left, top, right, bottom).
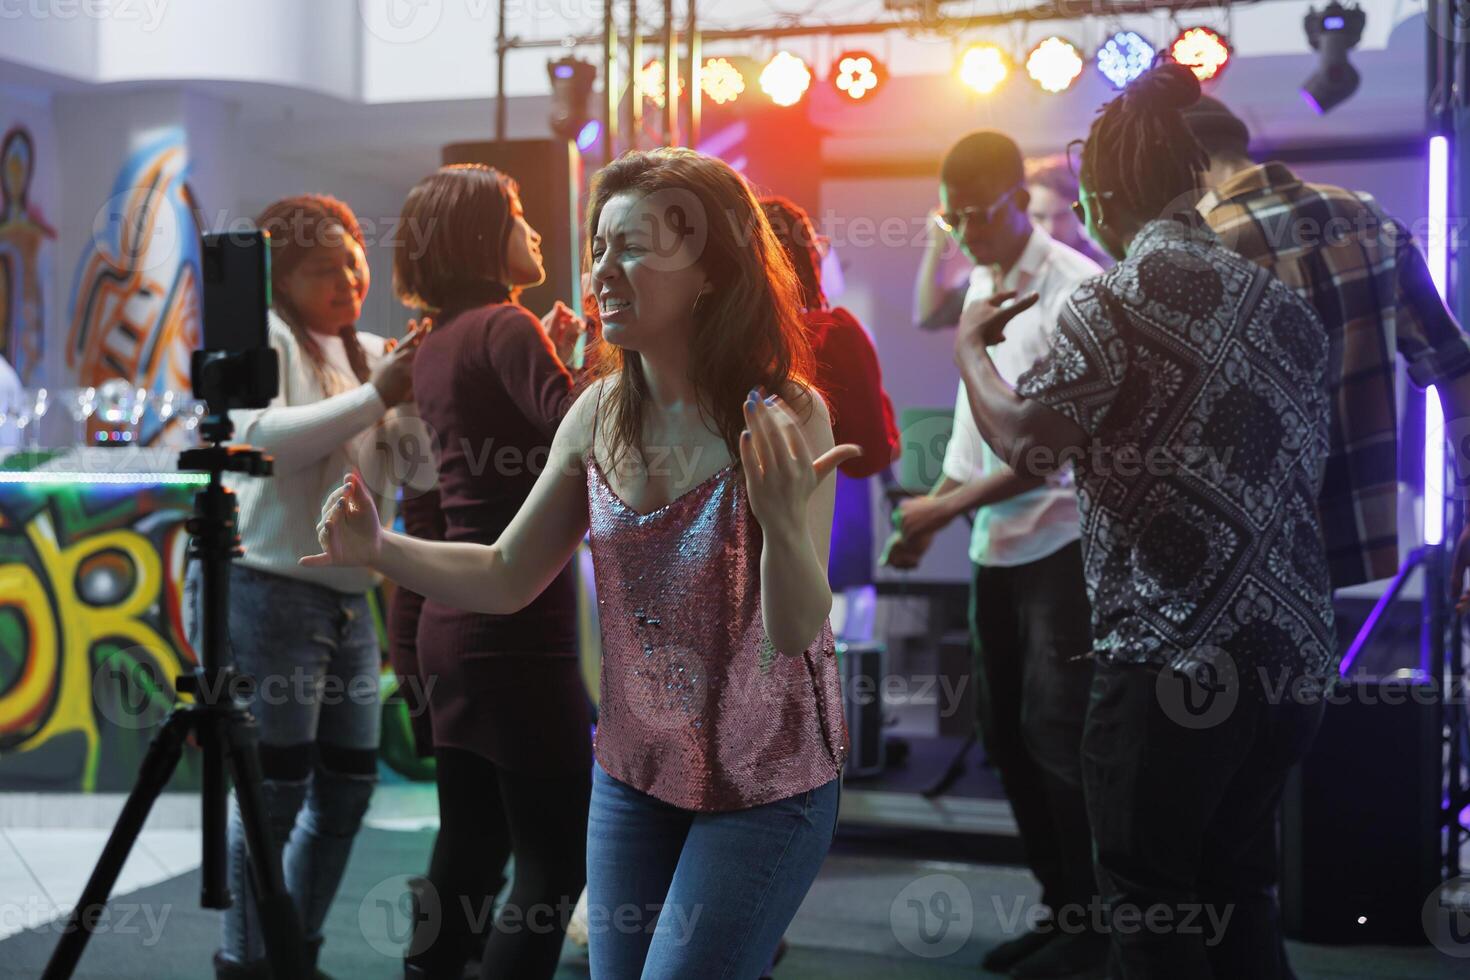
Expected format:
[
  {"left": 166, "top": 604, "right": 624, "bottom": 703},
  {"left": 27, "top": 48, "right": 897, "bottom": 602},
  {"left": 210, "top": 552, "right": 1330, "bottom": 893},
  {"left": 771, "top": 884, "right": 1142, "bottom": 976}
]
[
  {"left": 255, "top": 194, "right": 372, "bottom": 397},
  {"left": 1079, "top": 62, "right": 1210, "bottom": 226}
]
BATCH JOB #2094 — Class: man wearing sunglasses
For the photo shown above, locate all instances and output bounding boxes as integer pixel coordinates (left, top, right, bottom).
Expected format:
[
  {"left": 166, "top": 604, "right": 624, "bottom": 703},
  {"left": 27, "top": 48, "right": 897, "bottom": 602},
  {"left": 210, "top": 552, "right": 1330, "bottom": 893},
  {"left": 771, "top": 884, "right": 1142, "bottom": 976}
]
[{"left": 892, "top": 131, "right": 1106, "bottom": 978}]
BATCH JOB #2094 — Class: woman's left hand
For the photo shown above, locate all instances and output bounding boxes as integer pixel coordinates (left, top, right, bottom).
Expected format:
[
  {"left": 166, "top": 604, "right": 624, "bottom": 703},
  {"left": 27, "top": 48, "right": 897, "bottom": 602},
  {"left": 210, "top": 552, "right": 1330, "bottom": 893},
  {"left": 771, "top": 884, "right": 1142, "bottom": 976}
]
[{"left": 740, "top": 392, "right": 861, "bottom": 535}]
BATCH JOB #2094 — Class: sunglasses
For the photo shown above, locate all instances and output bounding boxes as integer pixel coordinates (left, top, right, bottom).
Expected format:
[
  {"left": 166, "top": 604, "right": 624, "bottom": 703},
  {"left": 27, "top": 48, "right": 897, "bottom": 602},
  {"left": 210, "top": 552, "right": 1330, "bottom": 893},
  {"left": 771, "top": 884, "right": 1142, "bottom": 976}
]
[
  {"left": 933, "top": 185, "right": 1023, "bottom": 235},
  {"left": 1071, "top": 189, "right": 1116, "bottom": 225}
]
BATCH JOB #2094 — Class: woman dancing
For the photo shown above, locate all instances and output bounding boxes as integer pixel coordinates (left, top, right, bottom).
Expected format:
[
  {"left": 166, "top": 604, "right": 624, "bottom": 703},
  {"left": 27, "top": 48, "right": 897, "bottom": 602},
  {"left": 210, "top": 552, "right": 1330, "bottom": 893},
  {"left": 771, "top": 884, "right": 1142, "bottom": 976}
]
[
  {"left": 303, "top": 148, "right": 856, "bottom": 977},
  {"left": 391, "top": 163, "right": 591, "bottom": 980}
]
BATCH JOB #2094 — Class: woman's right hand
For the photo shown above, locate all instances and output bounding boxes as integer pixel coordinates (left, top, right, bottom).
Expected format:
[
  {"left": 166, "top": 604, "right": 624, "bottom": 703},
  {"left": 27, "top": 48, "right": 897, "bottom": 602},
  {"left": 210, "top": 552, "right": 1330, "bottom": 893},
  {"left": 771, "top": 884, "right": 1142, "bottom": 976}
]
[
  {"left": 371, "top": 321, "right": 427, "bottom": 407},
  {"left": 300, "top": 472, "right": 382, "bottom": 568}
]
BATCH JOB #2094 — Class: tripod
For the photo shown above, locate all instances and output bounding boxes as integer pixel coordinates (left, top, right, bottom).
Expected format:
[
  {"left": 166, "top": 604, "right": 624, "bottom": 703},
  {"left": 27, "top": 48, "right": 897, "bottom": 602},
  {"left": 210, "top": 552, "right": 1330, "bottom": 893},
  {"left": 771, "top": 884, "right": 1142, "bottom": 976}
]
[{"left": 44, "top": 416, "right": 307, "bottom": 980}]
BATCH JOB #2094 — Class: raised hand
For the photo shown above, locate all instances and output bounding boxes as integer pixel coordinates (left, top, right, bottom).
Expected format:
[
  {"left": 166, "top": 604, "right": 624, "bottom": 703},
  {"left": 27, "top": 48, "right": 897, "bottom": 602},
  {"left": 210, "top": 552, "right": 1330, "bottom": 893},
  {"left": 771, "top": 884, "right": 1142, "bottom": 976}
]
[
  {"left": 300, "top": 471, "right": 382, "bottom": 568},
  {"left": 955, "top": 289, "right": 1039, "bottom": 358},
  {"left": 541, "top": 301, "right": 586, "bottom": 366},
  {"left": 739, "top": 391, "right": 860, "bottom": 535}
]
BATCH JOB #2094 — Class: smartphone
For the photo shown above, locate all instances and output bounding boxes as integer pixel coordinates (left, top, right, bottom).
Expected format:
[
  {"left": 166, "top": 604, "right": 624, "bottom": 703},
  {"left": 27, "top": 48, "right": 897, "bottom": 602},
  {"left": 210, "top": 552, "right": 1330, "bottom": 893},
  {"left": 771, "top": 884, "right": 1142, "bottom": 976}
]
[{"left": 201, "top": 230, "right": 271, "bottom": 353}]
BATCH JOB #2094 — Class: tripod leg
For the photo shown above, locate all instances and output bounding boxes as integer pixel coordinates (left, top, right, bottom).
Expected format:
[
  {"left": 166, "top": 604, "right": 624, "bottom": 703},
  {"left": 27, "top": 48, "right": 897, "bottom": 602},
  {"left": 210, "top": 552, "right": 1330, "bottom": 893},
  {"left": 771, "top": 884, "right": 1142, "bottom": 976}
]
[
  {"left": 42, "top": 708, "right": 193, "bottom": 980},
  {"left": 222, "top": 712, "right": 308, "bottom": 979}
]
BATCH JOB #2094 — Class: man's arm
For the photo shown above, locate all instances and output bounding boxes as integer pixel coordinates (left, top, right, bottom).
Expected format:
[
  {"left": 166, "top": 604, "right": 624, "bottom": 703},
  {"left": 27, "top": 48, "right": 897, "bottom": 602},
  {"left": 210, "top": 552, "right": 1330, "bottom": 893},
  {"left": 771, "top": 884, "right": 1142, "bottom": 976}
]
[
  {"left": 955, "top": 341, "right": 1087, "bottom": 476},
  {"left": 914, "top": 223, "right": 970, "bottom": 331}
]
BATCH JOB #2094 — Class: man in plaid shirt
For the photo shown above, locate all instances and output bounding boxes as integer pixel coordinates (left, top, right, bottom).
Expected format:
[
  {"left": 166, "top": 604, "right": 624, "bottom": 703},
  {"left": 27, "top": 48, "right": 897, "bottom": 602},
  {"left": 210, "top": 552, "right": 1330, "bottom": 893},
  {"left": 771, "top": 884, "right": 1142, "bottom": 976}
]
[{"left": 1184, "top": 97, "right": 1470, "bottom": 599}]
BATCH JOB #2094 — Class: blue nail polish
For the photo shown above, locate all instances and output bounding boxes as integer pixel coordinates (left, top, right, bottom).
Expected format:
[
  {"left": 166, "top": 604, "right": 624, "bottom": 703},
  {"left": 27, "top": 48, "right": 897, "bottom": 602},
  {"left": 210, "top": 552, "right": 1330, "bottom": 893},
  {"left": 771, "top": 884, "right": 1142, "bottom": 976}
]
[
  {"left": 765, "top": 395, "right": 778, "bottom": 406},
  {"left": 746, "top": 390, "right": 759, "bottom": 406}
]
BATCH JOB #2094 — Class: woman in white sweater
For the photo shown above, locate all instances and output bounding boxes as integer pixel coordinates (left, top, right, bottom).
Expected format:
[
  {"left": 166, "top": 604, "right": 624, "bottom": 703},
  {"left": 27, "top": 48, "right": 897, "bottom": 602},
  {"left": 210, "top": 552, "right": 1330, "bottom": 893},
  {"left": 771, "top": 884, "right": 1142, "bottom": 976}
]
[{"left": 203, "top": 194, "right": 418, "bottom": 980}]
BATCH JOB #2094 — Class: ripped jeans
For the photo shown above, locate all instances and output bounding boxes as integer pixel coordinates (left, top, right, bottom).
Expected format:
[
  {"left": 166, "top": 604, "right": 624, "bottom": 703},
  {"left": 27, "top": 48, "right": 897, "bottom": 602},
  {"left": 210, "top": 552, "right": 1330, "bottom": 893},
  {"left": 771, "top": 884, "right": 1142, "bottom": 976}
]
[{"left": 186, "top": 563, "right": 381, "bottom": 965}]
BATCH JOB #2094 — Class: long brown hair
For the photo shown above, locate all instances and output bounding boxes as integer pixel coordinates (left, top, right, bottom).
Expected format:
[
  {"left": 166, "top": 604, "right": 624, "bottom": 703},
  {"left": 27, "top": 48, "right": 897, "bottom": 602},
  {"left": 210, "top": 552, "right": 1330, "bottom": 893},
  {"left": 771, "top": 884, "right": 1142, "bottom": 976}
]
[
  {"left": 585, "top": 148, "right": 816, "bottom": 470},
  {"left": 255, "top": 194, "right": 371, "bottom": 395},
  {"left": 394, "top": 164, "right": 519, "bottom": 312}
]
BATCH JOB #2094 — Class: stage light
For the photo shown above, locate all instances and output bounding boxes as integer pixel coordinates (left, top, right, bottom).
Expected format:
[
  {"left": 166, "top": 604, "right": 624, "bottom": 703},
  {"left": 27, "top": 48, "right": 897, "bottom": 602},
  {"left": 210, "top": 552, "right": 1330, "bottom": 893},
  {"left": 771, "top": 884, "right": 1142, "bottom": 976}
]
[
  {"left": 958, "top": 43, "right": 1009, "bottom": 96},
  {"left": 1170, "top": 27, "right": 1231, "bottom": 81},
  {"left": 639, "top": 58, "right": 685, "bottom": 109},
  {"left": 1301, "top": 2, "right": 1365, "bottom": 114},
  {"left": 833, "top": 50, "right": 884, "bottom": 101},
  {"left": 702, "top": 57, "right": 746, "bottom": 105},
  {"left": 1096, "top": 31, "right": 1154, "bottom": 90},
  {"left": 1429, "top": 135, "right": 1449, "bottom": 298},
  {"left": 1425, "top": 135, "right": 1450, "bottom": 547},
  {"left": 1026, "top": 36, "right": 1084, "bottom": 94},
  {"left": 547, "top": 57, "right": 597, "bottom": 142},
  {"left": 760, "top": 51, "right": 812, "bottom": 107},
  {"left": 576, "top": 119, "right": 601, "bottom": 152}
]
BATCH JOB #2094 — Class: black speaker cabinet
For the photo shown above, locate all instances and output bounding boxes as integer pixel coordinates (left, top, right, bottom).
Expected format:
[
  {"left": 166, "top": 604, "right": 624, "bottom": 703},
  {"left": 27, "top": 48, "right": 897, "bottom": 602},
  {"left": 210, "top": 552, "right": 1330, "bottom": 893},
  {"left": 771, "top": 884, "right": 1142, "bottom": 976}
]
[
  {"left": 839, "top": 641, "right": 886, "bottom": 778},
  {"left": 1280, "top": 676, "right": 1441, "bottom": 944},
  {"left": 440, "top": 139, "right": 582, "bottom": 319}
]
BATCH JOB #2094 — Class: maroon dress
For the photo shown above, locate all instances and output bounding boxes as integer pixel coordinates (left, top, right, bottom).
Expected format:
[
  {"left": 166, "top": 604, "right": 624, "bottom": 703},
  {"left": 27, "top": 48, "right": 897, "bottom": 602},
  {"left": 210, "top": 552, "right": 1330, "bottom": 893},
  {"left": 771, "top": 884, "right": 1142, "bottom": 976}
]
[{"left": 410, "top": 291, "right": 592, "bottom": 773}]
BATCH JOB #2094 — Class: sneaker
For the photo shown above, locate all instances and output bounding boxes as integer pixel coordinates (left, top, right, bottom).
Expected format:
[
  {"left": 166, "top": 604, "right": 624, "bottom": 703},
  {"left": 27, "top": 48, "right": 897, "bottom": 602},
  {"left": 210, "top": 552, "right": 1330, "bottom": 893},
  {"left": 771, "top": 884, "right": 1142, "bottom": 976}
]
[
  {"left": 981, "top": 925, "right": 1058, "bottom": 973},
  {"left": 1008, "top": 930, "right": 1109, "bottom": 979}
]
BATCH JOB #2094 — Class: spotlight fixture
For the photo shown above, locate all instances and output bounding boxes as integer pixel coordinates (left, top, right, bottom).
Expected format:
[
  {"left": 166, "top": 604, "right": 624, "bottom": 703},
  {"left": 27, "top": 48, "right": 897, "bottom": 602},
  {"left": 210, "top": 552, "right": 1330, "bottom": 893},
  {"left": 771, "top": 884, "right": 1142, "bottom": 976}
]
[
  {"left": 760, "top": 51, "right": 812, "bottom": 107},
  {"left": 547, "top": 57, "right": 597, "bottom": 142},
  {"left": 1301, "top": 2, "right": 1365, "bottom": 114},
  {"left": 1096, "top": 31, "right": 1154, "bottom": 90},
  {"left": 958, "top": 43, "right": 1010, "bottom": 96},
  {"left": 1170, "top": 27, "right": 1231, "bottom": 81},
  {"left": 639, "top": 58, "right": 685, "bottom": 109},
  {"left": 1026, "top": 36, "right": 1084, "bottom": 94},
  {"left": 833, "top": 50, "right": 885, "bottom": 101},
  {"left": 701, "top": 57, "right": 746, "bottom": 105}
]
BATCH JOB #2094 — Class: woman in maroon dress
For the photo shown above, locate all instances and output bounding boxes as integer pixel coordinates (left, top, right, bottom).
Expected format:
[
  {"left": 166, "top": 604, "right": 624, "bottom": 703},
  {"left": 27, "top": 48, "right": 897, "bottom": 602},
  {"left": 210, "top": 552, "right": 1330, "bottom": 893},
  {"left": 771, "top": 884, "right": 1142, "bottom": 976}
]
[{"left": 391, "top": 163, "right": 590, "bottom": 980}]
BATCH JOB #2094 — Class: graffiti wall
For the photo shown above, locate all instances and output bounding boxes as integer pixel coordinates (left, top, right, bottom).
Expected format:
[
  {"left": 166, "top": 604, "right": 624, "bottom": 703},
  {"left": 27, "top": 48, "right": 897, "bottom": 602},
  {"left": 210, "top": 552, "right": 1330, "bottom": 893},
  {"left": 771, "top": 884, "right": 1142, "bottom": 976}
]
[
  {"left": 0, "top": 125, "right": 55, "bottom": 386},
  {"left": 0, "top": 474, "right": 200, "bottom": 792},
  {"left": 66, "top": 127, "right": 202, "bottom": 447}
]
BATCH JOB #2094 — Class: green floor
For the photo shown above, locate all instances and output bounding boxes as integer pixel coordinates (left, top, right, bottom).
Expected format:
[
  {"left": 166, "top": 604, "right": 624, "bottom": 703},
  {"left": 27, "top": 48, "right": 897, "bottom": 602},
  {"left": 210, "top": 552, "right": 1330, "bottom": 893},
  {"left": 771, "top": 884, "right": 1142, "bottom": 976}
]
[{"left": 2, "top": 828, "right": 1463, "bottom": 978}]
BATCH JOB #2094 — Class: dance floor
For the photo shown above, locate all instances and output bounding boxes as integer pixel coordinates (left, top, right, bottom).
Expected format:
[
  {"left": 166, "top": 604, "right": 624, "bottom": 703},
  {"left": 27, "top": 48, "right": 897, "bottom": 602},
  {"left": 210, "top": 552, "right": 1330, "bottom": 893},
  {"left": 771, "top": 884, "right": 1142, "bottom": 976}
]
[{"left": 1, "top": 816, "right": 1462, "bottom": 978}]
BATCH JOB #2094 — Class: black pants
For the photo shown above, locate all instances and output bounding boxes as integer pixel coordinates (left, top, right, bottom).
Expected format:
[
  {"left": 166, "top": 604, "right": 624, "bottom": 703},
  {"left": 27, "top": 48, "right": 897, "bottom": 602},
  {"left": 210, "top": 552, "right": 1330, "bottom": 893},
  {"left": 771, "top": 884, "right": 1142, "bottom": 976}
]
[
  {"left": 1083, "top": 660, "right": 1325, "bottom": 979},
  {"left": 970, "top": 542, "right": 1097, "bottom": 912},
  {"left": 408, "top": 747, "right": 591, "bottom": 979}
]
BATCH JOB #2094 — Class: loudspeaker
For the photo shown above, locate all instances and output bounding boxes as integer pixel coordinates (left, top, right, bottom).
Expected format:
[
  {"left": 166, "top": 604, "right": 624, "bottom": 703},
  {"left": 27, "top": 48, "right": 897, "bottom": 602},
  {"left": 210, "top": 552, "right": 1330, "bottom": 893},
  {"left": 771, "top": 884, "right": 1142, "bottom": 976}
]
[
  {"left": 1280, "top": 677, "right": 1441, "bottom": 944},
  {"left": 839, "top": 641, "right": 886, "bottom": 778},
  {"left": 440, "top": 139, "right": 583, "bottom": 320}
]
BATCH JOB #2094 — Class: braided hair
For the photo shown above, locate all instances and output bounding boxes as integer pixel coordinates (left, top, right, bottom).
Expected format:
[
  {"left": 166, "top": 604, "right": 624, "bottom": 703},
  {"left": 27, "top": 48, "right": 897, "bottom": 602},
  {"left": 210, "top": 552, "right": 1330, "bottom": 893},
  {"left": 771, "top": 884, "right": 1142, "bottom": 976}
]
[
  {"left": 759, "top": 195, "right": 826, "bottom": 312},
  {"left": 255, "top": 194, "right": 373, "bottom": 397},
  {"left": 1079, "top": 62, "right": 1210, "bottom": 228}
]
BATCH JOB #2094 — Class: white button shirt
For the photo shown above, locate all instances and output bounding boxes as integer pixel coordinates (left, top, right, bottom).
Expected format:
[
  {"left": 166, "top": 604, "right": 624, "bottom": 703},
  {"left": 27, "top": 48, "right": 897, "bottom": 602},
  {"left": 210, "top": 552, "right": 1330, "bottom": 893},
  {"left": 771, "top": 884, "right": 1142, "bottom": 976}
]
[{"left": 942, "top": 227, "right": 1102, "bottom": 567}]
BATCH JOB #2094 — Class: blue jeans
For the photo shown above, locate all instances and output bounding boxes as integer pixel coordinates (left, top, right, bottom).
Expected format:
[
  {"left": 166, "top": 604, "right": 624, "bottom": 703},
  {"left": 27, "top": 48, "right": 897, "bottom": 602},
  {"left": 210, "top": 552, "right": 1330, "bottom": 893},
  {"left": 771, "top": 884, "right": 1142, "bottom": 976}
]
[
  {"left": 585, "top": 761, "right": 839, "bottom": 979},
  {"left": 187, "top": 564, "right": 381, "bottom": 965}
]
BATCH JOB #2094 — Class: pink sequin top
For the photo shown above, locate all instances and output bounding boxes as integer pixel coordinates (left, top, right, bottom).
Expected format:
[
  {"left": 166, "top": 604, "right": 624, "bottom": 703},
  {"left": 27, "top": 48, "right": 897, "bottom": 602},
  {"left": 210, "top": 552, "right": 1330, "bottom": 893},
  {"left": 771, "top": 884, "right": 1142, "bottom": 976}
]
[{"left": 585, "top": 452, "right": 848, "bottom": 811}]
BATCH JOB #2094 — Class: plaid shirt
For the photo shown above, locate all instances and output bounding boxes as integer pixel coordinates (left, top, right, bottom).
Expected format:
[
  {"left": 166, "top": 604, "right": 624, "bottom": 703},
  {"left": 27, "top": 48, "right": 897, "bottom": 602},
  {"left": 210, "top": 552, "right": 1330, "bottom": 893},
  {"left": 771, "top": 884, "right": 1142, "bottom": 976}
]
[{"left": 1198, "top": 163, "right": 1470, "bottom": 588}]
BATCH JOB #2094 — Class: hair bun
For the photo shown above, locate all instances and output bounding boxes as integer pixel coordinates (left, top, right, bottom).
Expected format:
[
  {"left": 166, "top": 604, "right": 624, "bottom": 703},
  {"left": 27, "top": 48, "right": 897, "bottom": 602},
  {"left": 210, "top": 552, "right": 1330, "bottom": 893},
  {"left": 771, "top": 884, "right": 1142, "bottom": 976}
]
[{"left": 1126, "top": 61, "right": 1202, "bottom": 112}]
